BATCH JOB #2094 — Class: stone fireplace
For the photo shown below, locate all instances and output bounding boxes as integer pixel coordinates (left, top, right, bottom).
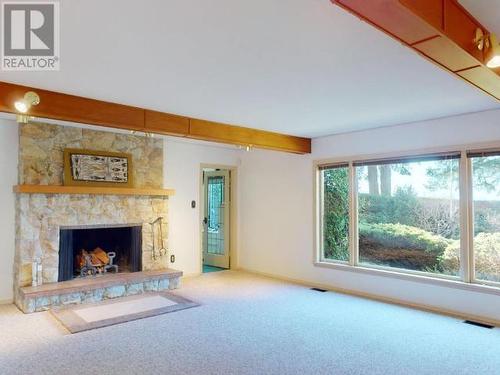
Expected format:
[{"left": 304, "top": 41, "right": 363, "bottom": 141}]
[
  {"left": 14, "top": 122, "right": 181, "bottom": 313},
  {"left": 16, "top": 194, "right": 168, "bottom": 288}
]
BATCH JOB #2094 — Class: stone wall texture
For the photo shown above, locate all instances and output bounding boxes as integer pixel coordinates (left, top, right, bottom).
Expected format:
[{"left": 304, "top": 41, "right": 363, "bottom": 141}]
[
  {"left": 19, "top": 122, "right": 163, "bottom": 187},
  {"left": 14, "top": 122, "right": 169, "bottom": 304}
]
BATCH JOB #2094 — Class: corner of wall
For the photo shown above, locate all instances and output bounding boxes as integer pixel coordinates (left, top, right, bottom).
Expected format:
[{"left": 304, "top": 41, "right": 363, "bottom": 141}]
[{"left": 0, "top": 119, "right": 19, "bottom": 303}]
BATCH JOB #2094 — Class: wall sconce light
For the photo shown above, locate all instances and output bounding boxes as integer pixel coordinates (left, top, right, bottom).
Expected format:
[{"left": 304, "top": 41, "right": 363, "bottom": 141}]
[
  {"left": 475, "top": 28, "right": 500, "bottom": 69},
  {"left": 15, "top": 91, "right": 40, "bottom": 113},
  {"left": 14, "top": 91, "right": 40, "bottom": 123}
]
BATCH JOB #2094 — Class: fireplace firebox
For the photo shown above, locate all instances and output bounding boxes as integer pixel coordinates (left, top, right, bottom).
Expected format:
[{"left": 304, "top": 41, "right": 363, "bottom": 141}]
[{"left": 58, "top": 225, "right": 142, "bottom": 282}]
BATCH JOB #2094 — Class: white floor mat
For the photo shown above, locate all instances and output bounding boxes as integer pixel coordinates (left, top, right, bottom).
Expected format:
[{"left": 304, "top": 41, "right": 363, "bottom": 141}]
[{"left": 74, "top": 295, "right": 178, "bottom": 322}]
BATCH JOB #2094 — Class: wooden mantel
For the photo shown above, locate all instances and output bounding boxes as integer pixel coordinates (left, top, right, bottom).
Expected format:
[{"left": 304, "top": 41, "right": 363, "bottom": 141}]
[{"left": 13, "top": 185, "right": 175, "bottom": 197}]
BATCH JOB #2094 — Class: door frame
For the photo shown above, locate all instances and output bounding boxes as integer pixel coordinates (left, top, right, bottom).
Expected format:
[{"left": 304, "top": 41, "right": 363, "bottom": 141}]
[
  {"left": 199, "top": 163, "right": 238, "bottom": 273},
  {"left": 202, "top": 169, "right": 230, "bottom": 268}
]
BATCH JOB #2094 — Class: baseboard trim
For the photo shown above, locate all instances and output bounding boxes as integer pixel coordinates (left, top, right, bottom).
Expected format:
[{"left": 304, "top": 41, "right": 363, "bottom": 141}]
[
  {"left": 237, "top": 267, "right": 500, "bottom": 327},
  {"left": 0, "top": 298, "right": 13, "bottom": 305}
]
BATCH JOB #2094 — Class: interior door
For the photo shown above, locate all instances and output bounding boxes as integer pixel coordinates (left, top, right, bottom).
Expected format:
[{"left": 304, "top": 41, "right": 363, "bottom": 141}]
[{"left": 203, "top": 170, "right": 230, "bottom": 269}]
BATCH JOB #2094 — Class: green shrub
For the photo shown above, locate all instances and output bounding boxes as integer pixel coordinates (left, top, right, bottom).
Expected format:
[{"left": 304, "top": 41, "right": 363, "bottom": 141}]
[
  {"left": 322, "top": 168, "right": 349, "bottom": 261},
  {"left": 358, "top": 188, "right": 463, "bottom": 240},
  {"left": 358, "top": 187, "right": 421, "bottom": 227},
  {"left": 442, "top": 233, "right": 500, "bottom": 281},
  {"left": 359, "top": 222, "right": 450, "bottom": 255},
  {"left": 439, "top": 240, "right": 460, "bottom": 274}
]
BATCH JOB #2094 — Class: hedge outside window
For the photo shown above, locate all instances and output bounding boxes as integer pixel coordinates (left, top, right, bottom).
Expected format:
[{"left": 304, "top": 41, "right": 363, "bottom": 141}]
[
  {"left": 355, "top": 155, "right": 461, "bottom": 276},
  {"left": 469, "top": 152, "right": 500, "bottom": 283},
  {"left": 319, "top": 164, "right": 350, "bottom": 262}
]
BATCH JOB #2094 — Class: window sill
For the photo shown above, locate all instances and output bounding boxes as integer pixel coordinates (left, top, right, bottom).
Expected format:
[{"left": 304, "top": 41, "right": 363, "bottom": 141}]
[{"left": 314, "top": 261, "right": 500, "bottom": 297}]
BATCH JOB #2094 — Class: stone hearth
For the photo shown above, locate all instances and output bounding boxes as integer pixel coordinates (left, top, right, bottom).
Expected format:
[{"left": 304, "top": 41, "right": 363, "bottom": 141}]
[{"left": 18, "top": 270, "right": 182, "bottom": 313}]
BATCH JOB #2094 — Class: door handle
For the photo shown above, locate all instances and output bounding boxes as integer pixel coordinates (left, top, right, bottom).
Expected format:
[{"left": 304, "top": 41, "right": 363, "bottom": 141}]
[{"left": 203, "top": 217, "right": 208, "bottom": 224}]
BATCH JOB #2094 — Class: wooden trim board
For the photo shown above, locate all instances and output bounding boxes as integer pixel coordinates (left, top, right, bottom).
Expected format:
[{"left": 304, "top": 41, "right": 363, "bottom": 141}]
[
  {"left": 13, "top": 185, "right": 175, "bottom": 197},
  {"left": 0, "top": 81, "right": 311, "bottom": 154},
  {"left": 331, "top": 0, "right": 500, "bottom": 101},
  {"left": 0, "top": 81, "right": 145, "bottom": 131},
  {"left": 145, "top": 110, "right": 190, "bottom": 136},
  {"left": 189, "top": 118, "right": 311, "bottom": 154}
]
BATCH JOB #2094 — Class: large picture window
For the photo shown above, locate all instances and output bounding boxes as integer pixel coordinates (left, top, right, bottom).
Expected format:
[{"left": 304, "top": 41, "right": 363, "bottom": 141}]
[
  {"left": 355, "top": 155, "right": 460, "bottom": 276},
  {"left": 316, "top": 148, "right": 500, "bottom": 289},
  {"left": 319, "top": 164, "right": 350, "bottom": 262},
  {"left": 470, "top": 152, "right": 500, "bottom": 283}
]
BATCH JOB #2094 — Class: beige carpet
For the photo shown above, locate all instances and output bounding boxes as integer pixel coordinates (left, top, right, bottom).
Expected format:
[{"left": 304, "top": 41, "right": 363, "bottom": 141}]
[
  {"left": 1, "top": 271, "right": 500, "bottom": 374},
  {"left": 51, "top": 291, "right": 198, "bottom": 333}
]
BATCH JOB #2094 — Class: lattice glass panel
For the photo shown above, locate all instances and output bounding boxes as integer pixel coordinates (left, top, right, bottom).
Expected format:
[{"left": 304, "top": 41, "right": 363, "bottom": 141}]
[{"left": 207, "top": 176, "right": 225, "bottom": 255}]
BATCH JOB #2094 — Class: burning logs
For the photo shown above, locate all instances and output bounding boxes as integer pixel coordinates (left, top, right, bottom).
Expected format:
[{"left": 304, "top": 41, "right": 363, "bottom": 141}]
[
  {"left": 77, "top": 247, "right": 109, "bottom": 268},
  {"left": 76, "top": 247, "right": 118, "bottom": 277}
]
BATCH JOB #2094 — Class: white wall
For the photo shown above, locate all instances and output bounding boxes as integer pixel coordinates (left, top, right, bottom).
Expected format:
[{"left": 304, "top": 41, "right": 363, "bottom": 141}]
[
  {"left": 314, "top": 108, "right": 500, "bottom": 159},
  {"left": 164, "top": 138, "right": 241, "bottom": 276},
  {"left": 238, "top": 109, "right": 500, "bottom": 322},
  {"left": 0, "top": 119, "right": 18, "bottom": 303}
]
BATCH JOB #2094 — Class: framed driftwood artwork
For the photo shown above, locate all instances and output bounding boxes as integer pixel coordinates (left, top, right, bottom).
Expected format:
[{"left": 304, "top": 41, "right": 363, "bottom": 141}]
[{"left": 63, "top": 149, "right": 133, "bottom": 187}]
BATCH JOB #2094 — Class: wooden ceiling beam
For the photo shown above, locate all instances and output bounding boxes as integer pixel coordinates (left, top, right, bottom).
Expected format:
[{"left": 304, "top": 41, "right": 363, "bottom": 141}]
[
  {"left": 189, "top": 118, "right": 311, "bottom": 154},
  {"left": 0, "top": 81, "right": 145, "bottom": 131},
  {"left": 332, "top": 0, "right": 500, "bottom": 100},
  {"left": 0, "top": 81, "right": 311, "bottom": 154}
]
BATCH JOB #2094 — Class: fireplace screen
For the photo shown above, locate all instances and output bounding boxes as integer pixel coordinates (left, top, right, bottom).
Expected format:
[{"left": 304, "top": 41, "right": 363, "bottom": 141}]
[{"left": 58, "top": 225, "right": 142, "bottom": 282}]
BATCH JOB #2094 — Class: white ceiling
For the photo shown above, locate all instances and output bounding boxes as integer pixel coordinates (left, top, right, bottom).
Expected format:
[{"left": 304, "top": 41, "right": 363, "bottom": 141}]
[
  {"left": 1, "top": 0, "right": 499, "bottom": 138},
  {"left": 460, "top": 0, "right": 500, "bottom": 36}
]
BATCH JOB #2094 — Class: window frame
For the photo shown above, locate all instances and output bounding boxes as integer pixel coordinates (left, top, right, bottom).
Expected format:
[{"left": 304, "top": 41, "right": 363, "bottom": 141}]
[
  {"left": 467, "top": 150, "right": 500, "bottom": 287},
  {"left": 313, "top": 142, "right": 500, "bottom": 293},
  {"left": 317, "top": 163, "right": 350, "bottom": 264}
]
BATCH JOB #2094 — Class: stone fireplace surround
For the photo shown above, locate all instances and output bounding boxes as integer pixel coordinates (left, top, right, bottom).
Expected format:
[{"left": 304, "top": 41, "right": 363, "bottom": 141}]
[{"left": 14, "top": 122, "right": 181, "bottom": 313}]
